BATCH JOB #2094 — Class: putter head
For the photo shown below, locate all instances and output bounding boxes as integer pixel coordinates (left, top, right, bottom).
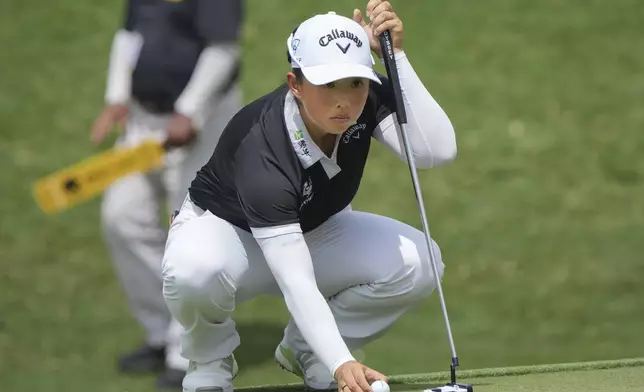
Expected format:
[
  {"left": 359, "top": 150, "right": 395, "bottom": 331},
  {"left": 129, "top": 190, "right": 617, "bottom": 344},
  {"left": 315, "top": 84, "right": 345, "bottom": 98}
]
[{"left": 426, "top": 383, "right": 473, "bottom": 392}]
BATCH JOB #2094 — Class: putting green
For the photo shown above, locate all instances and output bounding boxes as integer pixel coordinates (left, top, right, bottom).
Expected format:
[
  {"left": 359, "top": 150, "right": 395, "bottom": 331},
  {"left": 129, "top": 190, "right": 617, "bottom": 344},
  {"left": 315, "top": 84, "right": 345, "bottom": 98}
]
[
  {"left": 391, "top": 367, "right": 644, "bottom": 392},
  {"left": 458, "top": 367, "right": 643, "bottom": 391},
  {"left": 238, "top": 358, "right": 644, "bottom": 392}
]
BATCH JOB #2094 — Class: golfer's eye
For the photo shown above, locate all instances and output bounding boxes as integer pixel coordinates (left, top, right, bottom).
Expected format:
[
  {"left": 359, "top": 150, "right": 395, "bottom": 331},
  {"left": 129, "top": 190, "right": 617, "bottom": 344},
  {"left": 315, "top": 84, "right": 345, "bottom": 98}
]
[
  {"left": 351, "top": 79, "right": 364, "bottom": 88},
  {"left": 324, "top": 82, "right": 336, "bottom": 88}
]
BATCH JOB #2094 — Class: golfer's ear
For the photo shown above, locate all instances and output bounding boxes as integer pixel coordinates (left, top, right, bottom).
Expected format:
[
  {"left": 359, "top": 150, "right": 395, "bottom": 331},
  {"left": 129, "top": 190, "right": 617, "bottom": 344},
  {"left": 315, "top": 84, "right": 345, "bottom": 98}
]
[{"left": 286, "top": 72, "right": 302, "bottom": 99}]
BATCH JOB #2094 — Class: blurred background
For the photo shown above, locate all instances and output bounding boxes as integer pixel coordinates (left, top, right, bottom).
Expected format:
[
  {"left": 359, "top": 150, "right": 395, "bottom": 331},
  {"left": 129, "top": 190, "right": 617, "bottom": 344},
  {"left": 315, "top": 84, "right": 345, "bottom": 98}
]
[{"left": 1, "top": 0, "right": 643, "bottom": 391}]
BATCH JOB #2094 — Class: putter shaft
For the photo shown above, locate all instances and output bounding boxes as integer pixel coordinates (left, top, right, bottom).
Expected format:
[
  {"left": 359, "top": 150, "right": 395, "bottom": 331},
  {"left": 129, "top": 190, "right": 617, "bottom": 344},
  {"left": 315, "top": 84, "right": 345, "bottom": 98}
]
[
  {"left": 398, "top": 122, "right": 459, "bottom": 362},
  {"left": 377, "top": 30, "right": 461, "bottom": 383}
]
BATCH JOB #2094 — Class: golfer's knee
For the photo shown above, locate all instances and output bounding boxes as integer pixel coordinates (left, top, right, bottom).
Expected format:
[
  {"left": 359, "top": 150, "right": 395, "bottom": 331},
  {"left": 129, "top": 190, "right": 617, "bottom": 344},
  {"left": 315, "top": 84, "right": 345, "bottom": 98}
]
[
  {"left": 162, "top": 246, "right": 236, "bottom": 313},
  {"left": 364, "top": 238, "right": 443, "bottom": 307},
  {"left": 401, "top": 237, "right": 444, "bottom": 302}
]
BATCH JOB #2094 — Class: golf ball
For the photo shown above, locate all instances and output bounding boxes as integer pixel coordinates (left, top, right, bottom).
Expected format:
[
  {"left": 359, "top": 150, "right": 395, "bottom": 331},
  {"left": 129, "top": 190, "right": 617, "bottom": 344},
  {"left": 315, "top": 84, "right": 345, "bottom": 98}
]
[{"left": 371, "top": 380, "right": 390, "bottom": 392}]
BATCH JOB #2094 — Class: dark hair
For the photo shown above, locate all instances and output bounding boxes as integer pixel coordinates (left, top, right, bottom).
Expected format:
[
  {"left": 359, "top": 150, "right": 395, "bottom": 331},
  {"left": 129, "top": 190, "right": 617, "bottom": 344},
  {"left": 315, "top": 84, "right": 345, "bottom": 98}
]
[{"left": 292, "top": 68, "right": 304, "bottom": 83}]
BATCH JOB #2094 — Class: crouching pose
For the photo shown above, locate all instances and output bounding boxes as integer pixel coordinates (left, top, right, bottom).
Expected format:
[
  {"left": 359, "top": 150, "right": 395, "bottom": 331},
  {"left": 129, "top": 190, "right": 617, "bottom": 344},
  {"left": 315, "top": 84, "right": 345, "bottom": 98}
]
[{"left": 161, "top": 1, "right": 457, "bottom": 391}]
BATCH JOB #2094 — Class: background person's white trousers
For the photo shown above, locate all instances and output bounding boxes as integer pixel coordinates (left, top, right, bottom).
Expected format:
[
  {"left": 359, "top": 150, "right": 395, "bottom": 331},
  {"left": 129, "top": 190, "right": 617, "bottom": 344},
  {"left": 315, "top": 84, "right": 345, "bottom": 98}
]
[
  {"left": 100, "top": 87, "right": 242, "bottom": 370},
  {"left": 162, "top": 196, "right": 445, "bottom": 368}
]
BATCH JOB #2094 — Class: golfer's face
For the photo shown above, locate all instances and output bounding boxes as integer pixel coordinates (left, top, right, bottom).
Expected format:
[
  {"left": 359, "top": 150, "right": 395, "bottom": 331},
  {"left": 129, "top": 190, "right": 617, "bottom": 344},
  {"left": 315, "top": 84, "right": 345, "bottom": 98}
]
[{"left": 302, "top": 77, "right": 370, "bottom": 134}]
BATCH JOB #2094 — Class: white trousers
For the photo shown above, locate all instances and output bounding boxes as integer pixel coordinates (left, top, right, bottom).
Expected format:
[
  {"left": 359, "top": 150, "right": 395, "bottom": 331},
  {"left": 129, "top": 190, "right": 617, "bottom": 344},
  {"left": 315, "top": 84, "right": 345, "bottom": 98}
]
[
  {"left": 100, "top": 87, "right": 242, "bottom": 369},
  {"left": 162, "top": 196, "right": 445, "bottom": 366}
]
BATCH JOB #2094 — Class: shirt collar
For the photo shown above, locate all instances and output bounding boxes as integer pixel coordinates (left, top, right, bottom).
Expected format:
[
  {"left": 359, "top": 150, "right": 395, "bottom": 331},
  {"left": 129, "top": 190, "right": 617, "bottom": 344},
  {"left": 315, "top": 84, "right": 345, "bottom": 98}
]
[{"left": 283, "top": 90, "right": 342, "bottom": 179}]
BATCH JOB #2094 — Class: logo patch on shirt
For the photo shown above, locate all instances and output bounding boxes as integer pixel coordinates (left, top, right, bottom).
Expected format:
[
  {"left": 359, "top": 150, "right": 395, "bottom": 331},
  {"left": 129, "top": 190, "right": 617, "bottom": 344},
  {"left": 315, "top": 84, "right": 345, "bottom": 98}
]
[
  {"left": 296, "top": 139, "right": 310, "bottom": 156},
  {"left": 342, "top": 123, "right": 366, "bottom": 143},
  {"left": 300, "top": 178, "right": 314, "bottom": 209}
]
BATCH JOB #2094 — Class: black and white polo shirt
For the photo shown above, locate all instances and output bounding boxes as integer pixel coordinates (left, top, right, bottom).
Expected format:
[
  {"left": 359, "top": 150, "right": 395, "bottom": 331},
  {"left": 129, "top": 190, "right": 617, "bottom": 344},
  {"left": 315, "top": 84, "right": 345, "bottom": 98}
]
[{"left": 189, "top": 73, "right": 397, "bottom": 236}]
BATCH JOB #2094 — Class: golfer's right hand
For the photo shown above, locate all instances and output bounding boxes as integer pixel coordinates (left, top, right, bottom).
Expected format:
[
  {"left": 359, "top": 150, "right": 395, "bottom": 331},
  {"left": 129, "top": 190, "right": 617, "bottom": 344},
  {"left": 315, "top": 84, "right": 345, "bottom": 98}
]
[
  {"left": 335, "top": 361, "right": 388, "bottom": 392},
  {"left": 91, "top": 103, "right": 128, "bottom": 145}
]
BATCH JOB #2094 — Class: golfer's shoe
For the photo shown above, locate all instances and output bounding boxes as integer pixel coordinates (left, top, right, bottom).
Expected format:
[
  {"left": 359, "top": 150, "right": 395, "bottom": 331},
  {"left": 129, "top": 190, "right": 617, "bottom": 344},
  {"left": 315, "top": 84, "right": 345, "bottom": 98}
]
[
  {"left": 181, "top": 354, "right": 238, "bottom": 392},
  {"left": 275, "top": 343, "right": 337, "bottom": 391}
]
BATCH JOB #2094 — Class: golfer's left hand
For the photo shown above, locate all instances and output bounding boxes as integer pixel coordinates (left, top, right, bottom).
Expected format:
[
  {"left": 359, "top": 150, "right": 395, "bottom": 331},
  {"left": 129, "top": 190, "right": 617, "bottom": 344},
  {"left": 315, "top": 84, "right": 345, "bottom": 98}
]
[
  {"left": 353, "top": 0, "right": 403, "bottom": 58},
  {"left": 335, "top": 361, "right": 388, "bottom": 392},
  {"left": 165, "top": 113, "right": 197, "bottom": 148}
]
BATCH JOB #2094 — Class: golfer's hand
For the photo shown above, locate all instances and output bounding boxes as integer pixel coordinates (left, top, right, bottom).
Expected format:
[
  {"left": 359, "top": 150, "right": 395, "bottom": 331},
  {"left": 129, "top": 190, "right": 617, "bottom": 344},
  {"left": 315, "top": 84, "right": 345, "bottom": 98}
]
[
  {"left": 91, "top": 103, "right": 128, "bottom": 145},
  {"left": 353, "top": 0, "right": 404, "bottom": 58},
  {"left": 164, "top": 112, "right": 197, "bottom": 148},
  {"left": 335, "top": 361, "right": 388, "bottom": 392}
]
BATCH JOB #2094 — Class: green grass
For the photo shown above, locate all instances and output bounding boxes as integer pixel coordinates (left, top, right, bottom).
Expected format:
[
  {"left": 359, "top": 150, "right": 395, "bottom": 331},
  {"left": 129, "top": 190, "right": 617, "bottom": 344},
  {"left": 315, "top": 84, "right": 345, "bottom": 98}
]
[
  {"left": 2, "top": 0, "right": 644, "bottom": 391},
  {"left": 466, "top": 367, "right": 644, "bottom": 392},
  {"left": 238, "top": 357, "right": 644, "bottom": 392}
]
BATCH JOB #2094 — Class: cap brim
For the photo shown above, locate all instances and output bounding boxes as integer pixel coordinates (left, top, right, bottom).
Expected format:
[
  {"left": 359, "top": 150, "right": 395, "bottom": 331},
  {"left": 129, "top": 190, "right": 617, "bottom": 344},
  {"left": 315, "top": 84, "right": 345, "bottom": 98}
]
[{"left": 301, "top": 63, "right": 381, "bottom": 85}]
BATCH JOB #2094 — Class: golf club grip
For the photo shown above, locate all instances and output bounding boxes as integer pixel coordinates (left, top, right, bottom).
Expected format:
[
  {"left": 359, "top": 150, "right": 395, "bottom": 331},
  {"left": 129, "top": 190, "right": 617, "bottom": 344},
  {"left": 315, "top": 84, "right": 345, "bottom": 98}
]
[{"left": 378, "top": 31, "right": 407, "bottom": 125}]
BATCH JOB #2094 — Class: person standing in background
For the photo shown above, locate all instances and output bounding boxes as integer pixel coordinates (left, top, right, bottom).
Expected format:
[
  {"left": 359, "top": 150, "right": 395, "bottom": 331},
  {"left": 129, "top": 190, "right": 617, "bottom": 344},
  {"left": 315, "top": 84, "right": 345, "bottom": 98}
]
[{"left": 90, "top": 0, "right": 244, "bottom": 389}]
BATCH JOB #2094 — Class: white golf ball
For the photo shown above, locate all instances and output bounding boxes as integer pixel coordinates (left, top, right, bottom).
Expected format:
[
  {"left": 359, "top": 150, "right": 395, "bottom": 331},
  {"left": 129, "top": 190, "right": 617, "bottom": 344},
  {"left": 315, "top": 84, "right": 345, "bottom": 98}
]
[{"left": 371, "top": 380, "right": 390, "bottom": 392}]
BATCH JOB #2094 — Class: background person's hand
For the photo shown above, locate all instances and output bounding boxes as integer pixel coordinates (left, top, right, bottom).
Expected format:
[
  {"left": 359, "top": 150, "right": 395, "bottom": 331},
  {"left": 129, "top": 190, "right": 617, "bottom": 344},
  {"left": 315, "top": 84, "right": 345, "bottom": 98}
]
[
  {"left": 353, "top": 0, "right": 403, "bottom": 59},
  {"left": 164, "top": 112, "right": 197, "bottom": 148},
  {"left": 335, "top": 361, "right": 388, "bottom": 392},
  {"left": 90, "top": 103, "right": 128, "bottom": 145}
]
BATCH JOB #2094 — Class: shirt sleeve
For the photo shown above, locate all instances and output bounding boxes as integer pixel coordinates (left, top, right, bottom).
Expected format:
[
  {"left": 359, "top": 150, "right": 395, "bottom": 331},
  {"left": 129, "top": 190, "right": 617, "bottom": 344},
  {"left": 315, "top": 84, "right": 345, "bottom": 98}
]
[
  {"left": 174, "top": 44, "right": 240, "bottom": 126},
  {"left": 253, "top": 232, "right": 356, "bottom": 377},
  {"left": 233, "top": 133, "right": 302, "bottom": 236},
  {"left": 371, "top": 51, "right": 457, "bottom": 168},
  {"left": 194, "top": 0, "right": 243, "bottom": 43},
  {"left": 103, "top": 0, "right": 143, "bottom": 104},
  {"left": 104, "top": 29, "right": 142, "bottom": 104}
]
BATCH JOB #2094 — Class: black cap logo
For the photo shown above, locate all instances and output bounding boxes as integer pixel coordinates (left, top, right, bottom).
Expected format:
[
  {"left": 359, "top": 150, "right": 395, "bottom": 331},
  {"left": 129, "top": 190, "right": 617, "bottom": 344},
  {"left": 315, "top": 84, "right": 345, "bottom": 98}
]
[{"left": 319, "top": 29, "right": 363, "bottom": 51}]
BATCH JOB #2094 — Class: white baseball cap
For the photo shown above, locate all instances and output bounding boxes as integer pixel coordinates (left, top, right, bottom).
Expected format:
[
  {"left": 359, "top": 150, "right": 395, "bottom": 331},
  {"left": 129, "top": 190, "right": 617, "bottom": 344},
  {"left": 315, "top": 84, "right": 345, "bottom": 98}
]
[{"left": 287, "top": 11, "right": 381, "bottom": 86}]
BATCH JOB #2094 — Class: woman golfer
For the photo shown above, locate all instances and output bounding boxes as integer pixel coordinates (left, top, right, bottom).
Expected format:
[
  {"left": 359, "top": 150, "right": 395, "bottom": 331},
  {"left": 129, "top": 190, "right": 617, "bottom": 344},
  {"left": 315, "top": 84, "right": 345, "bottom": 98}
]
[{"left": 162, "top": 1, "right": 457, "bottom": 391}]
